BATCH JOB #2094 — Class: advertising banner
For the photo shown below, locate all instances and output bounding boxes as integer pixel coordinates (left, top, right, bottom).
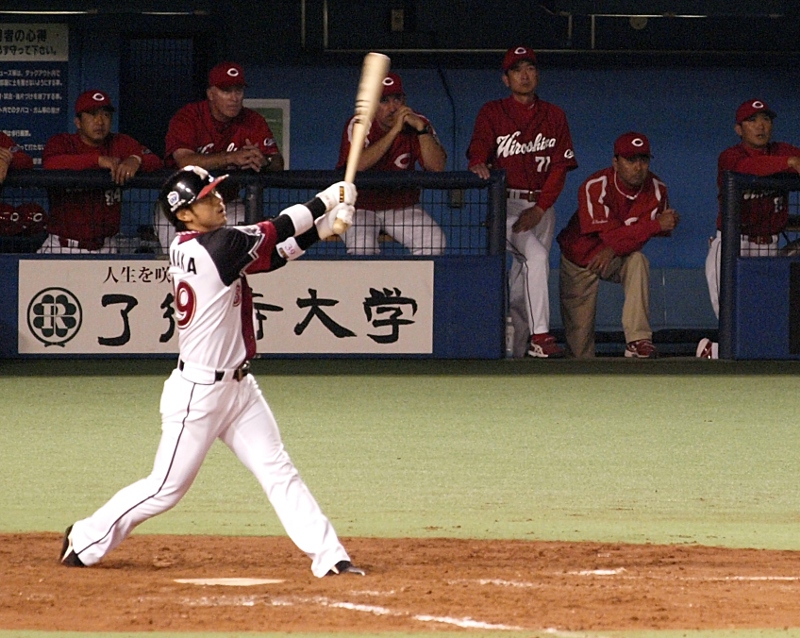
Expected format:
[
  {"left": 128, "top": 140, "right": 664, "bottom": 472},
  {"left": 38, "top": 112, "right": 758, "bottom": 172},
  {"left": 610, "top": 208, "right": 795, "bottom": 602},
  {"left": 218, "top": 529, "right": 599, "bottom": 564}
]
[{"left": 18, "top": 259, "right": 434, "bottom": 355}]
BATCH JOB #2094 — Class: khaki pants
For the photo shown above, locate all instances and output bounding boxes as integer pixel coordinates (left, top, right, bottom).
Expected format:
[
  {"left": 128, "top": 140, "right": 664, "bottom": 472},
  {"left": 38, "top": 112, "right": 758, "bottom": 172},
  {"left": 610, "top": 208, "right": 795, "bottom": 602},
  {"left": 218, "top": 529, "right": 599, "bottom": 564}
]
[{"left": 559, "top": 252, "right": 651, "bottom": 359}]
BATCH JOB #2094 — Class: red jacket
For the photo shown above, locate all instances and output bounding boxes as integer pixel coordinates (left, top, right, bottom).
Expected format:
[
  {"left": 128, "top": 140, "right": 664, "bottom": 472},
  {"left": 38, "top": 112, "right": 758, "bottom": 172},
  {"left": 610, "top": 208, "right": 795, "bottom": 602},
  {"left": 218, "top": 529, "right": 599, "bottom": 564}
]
[
  {"left": 466, "top": 95, "right": 578, "bottom": 210},
  {"left": 0, "top": 132, "right": 34, "bottom": 169},
  {"left": 164, "top": 101, "right": 281, "bottom": 168},
  {"left": 336, "top": 114, "right": 435, "bottom": 211},
  {"left": 557, "top": 166, "right": 669, "bottom": 267},
  {"left": 43, "top": 132, "right": 162, "bottom": 242},
  {"left": 716, "top": 141, "right": 800, "bottom": 236}
]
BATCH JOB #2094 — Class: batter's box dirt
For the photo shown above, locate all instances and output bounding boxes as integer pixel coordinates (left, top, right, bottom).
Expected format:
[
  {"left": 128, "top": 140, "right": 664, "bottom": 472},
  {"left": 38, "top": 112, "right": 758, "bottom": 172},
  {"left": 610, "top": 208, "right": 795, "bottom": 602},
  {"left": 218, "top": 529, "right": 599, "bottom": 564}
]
[{"left": 4, "top": 533, "right": 800, "bottom": 632}]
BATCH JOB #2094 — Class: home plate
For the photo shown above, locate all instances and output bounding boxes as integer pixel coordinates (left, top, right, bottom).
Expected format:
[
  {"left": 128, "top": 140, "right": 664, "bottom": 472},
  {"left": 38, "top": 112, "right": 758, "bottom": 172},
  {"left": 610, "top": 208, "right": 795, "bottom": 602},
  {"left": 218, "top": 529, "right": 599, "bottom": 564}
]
[{"left": 174, "top": 578, "right": 285, "bottom": 586}]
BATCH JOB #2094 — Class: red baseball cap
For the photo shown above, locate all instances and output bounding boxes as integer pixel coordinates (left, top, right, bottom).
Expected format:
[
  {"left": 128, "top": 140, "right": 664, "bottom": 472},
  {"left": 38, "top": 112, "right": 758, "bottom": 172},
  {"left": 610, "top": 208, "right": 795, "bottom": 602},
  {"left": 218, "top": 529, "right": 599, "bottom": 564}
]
[
  {"left": 502, "top": 46, "right": 537, "bottom": 72},
  {"left": 614, "top": 132, "right": 651, "bottom": 159},
  {"left": 208, "top": 62, "right": 247, "bottom": 89},
  {"left": 735, "top": 99, "right": 776, "bottom": 124},
  {"left": 382, "top": 72, "right": 404, "bottom": 97},
  {"left": 75, "top": 90, "right": 115, "bottom": 115}
]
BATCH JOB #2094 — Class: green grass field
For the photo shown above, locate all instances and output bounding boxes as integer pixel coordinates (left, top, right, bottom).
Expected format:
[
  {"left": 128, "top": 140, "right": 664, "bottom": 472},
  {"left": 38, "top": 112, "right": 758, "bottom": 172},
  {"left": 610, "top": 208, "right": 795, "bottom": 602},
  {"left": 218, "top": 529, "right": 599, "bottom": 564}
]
[{"left": 2, "top": 357, "right": 800, "bottom": 637}]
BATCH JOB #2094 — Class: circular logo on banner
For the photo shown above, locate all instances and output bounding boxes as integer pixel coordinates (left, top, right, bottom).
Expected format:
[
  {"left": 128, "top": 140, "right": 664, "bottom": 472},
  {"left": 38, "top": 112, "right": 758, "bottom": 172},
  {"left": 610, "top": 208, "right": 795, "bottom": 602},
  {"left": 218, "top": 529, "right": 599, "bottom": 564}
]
[{"left": 27, "top": 287, "right": 83, "bottom": 347}]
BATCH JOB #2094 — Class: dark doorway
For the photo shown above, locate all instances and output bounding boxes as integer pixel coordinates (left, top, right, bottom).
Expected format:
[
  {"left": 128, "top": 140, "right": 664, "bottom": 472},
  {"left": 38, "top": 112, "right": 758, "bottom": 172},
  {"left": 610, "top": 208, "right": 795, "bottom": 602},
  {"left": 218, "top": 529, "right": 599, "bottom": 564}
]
[{"left": 119, "top": 36, "right": 210, "bottom": 159}]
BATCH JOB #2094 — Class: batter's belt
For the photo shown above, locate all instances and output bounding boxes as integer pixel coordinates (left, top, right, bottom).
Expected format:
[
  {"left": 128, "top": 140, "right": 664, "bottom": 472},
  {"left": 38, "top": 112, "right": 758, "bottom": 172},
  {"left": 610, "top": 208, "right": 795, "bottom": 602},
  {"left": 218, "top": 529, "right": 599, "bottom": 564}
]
[{"left": 179, "top": 359, "right": 250, "bottom": 383}]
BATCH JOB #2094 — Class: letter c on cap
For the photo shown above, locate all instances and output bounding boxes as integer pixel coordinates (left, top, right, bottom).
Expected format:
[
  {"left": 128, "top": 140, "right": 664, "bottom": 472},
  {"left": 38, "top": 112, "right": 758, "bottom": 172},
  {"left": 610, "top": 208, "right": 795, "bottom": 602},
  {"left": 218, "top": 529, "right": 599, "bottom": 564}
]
[{"left": 632, "top": 138, "right": 644, "bottom": 147}]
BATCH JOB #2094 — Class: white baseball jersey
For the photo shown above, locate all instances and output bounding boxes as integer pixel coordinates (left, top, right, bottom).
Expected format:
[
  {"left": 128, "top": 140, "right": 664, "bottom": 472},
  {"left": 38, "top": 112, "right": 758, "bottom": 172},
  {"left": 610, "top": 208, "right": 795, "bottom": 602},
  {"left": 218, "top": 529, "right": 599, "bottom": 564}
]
[{"left": 170, "top": 221, "right": 279, "bottom": 370}]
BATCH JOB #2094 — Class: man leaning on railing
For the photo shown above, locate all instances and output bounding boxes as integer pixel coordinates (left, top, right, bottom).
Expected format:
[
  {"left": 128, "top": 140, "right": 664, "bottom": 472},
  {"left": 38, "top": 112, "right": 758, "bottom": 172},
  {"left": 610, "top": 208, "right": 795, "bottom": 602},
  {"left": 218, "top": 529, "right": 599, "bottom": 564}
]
[{"left": 38, "top": 89, "right": 163, "bottom": 254}]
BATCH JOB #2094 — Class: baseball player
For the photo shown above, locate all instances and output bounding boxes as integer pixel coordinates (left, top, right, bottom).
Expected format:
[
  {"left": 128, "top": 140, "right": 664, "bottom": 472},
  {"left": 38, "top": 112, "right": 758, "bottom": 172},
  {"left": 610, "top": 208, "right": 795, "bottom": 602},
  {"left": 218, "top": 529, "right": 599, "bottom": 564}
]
[
  {"left": 60, "top": 166, "right": 365, "bottom": 578},
  {"left": 0, "top": 131, "right": 34, "bottom": 184},
  {"left": 336, "top": 71, "right": 447, "bottom": 255},
  {"left": 160, "top": 61, "right": 284, "bottom": 248},
  {"left": 39, "top": 90, "right": 163, "bottom": 254},
  {"left": 557, "top": 132, "right": 679, "bottom": 359},
  {"left": 698, "top": 99, "right": 800, "bottom": 359},
  {"left": 467, "top": 46, "right": 578, "bottom": 358}
]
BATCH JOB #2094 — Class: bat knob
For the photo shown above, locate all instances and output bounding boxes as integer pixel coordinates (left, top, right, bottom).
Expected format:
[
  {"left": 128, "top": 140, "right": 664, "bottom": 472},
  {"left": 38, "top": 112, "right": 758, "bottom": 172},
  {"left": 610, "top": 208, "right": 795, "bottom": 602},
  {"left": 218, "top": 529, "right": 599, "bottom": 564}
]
[{"left": 332, "top": 218, "right": 350, "bottom": 235}]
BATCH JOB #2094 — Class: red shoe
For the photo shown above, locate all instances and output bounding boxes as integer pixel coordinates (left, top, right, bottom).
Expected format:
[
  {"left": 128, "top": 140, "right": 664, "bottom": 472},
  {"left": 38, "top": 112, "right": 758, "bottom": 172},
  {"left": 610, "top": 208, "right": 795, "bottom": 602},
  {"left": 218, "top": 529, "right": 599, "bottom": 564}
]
[
  {"left": 528, "top": 333, "right": 565, "bottom": 358},
  {"left": 624, "top": 339, "right": 657, "bottom": 359}
]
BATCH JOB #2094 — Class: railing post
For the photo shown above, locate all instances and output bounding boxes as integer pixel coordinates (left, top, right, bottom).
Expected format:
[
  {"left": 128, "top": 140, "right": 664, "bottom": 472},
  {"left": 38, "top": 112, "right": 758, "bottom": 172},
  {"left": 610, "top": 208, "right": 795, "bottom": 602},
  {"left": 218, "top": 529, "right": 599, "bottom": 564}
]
[
  {"left": 719, "top": 170, "right": 740, "bottom": 360},
  {"left": 244, "top": 180, "right": 263, "bottom": 224},
  {"left": 487, "top": 171, "right": 507, "bottom": 257}
]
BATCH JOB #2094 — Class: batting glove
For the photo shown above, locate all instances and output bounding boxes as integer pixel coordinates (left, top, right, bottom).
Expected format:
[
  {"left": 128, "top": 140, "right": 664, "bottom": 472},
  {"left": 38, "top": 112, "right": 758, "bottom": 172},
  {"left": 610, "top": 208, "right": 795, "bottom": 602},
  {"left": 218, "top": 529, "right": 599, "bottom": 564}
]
[
  {"left": 316, "top": 202, "right": 354, "bottom": 239},
  {"left": 317, "top": 181, "right": 357, "bottom": 212}
]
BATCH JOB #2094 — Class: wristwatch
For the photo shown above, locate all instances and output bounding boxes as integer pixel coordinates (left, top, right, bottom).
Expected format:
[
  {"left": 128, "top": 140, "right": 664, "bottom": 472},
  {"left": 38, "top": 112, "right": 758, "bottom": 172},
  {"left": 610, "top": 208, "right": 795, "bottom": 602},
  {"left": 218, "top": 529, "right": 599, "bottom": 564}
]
[{"left": 416, "top": 124, "right": 432, "bottom": 136}]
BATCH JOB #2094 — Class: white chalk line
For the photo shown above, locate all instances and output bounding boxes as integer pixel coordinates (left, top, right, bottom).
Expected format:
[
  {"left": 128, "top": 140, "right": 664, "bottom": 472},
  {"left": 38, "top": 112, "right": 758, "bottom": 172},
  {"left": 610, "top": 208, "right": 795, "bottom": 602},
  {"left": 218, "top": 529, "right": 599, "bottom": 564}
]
[
  {"left": 452, "top": 569, "right": 800, "bottom": 590},
  {"left": 313, "top": 596, "right": 523, "bottom": 630},
  {"left": 178, "top": 591, "right": 522, "bottom": 630}
]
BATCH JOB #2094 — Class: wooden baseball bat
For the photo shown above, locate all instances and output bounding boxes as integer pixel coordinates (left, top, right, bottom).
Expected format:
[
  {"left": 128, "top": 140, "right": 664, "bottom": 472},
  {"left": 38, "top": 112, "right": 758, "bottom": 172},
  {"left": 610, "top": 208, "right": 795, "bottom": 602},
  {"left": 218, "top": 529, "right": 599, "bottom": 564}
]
[{"left": 332, "top": 52, "right": 391, "bottom": 235}]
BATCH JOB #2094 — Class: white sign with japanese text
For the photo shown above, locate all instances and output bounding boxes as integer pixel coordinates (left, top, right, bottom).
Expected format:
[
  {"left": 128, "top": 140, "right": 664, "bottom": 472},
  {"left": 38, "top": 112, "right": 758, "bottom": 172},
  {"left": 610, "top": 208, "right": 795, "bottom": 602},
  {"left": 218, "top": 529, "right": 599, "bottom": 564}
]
[
  {"left": 0, "top": 24, "right": 69, "bottom": 61},
  {"left": 17, "top": 259, "right": 434, "bottom": 355}
]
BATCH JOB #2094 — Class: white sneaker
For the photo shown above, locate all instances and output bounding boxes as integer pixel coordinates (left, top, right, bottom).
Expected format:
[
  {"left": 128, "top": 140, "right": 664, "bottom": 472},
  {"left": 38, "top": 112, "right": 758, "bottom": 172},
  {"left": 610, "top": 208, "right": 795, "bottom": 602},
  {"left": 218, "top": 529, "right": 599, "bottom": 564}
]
[{"left": 695, "top": 338, "right": 717, "bottom": 359}]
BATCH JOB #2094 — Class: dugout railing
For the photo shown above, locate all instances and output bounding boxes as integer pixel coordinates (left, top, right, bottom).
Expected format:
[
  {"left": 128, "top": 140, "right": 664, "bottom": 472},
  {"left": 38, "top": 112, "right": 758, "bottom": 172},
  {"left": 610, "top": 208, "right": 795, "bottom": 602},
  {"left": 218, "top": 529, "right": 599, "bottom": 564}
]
[
  {"left": 1, "top": 170, "right": 508, "bottom": 359},
  {"left": 0, "top": 169, "right": 507, "bottom": 257},
  {"left": 719, "top": 171, "right": 800, "bottom": 360}
]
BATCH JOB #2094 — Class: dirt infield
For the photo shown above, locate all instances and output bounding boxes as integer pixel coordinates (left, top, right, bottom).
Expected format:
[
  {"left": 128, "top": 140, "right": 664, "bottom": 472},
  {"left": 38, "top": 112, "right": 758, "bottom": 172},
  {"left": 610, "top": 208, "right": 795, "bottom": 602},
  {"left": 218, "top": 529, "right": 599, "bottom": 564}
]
[{"left": 4, "top": 533, "right": 800, "bottom": 632}]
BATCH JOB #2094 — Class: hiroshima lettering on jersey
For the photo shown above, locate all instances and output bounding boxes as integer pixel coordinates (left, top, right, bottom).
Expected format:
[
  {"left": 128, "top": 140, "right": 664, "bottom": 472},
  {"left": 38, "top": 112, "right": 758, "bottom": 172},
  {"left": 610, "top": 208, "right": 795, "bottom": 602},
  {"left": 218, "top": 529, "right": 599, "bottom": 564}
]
[{"left": 496, "top": 131, "right": 556, "bottom": 157}]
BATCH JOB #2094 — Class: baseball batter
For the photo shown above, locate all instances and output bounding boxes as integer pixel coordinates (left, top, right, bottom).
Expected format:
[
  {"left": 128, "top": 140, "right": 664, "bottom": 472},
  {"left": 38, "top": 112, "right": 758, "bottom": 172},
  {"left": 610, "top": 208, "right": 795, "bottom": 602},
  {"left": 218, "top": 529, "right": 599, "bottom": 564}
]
[
  {"left": 467, "top": 46, "right": 578, "bottom": 358},
  {"left": 336, "top": 72, "right": 447, "bottom": 255},
  {"left": 60, "top": 166, "right": 365, "bottom": 578}
]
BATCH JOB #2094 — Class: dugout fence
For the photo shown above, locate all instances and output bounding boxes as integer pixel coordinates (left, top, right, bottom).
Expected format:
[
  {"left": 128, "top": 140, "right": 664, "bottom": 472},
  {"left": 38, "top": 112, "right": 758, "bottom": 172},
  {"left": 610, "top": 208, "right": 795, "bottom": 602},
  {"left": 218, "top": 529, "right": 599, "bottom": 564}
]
[
  {"left": 719, "top": 171, "right": 800, "bottom": 360},
  {"left": 0, "top": 169, "right": 507, "bottom": 257},
  {"left": 0, "top": 170, "right": 508, "bottom": 359}
]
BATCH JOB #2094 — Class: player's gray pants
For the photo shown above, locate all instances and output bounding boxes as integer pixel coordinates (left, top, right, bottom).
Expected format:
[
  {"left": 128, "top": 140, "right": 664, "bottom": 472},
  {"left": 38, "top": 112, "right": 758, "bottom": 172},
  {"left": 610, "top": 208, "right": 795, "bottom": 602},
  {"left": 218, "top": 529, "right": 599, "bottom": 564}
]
[
  {"left": 506, "top": 200, "right": 555, "bottom": 358},
  {"left": 704, "top": 230, "right": 779, "bottom": 319},
  {"left": 69, "top": 369, "right": 350, "bottom": 577},
  {"left": 342, "top": 205, "right": 446, "bottom": 255}
]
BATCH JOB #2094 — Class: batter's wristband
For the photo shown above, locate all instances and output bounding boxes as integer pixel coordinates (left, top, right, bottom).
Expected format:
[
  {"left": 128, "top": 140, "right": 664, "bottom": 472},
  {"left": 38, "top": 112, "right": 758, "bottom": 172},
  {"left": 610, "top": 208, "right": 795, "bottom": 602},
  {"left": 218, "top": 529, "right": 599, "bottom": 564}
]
[{"left": 279, "top": 204, "right": 314, "bottom": 236}]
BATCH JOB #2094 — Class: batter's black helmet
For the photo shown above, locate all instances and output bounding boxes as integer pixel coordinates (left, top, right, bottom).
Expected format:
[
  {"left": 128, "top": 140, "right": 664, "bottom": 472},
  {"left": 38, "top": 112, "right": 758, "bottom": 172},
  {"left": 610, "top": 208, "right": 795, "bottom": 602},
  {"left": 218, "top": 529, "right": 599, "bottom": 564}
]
[{"left": 158, "top": 165, "right": 228, "bottom": 227}]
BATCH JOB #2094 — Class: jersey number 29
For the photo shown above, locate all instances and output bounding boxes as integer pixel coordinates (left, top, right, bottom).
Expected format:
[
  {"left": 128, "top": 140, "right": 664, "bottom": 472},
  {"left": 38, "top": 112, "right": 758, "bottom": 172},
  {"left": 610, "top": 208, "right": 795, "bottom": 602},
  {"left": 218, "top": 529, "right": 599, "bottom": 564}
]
[{"left": 174, "top": 280, "right": 197, "bottom": 329}]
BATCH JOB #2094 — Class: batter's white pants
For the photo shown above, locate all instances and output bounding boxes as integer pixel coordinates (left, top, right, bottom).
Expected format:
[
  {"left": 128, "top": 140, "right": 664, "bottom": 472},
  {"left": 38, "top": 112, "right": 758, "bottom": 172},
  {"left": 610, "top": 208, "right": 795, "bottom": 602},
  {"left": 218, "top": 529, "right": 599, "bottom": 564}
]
[
  {"left": 705, "top": 230, "right": 779, "bottom": 318},
  {"left": 341, "top": 205, "right": 446, "bottom": 255},
  {"left": 69, "top": 369, "right": 351, "bottom": 578},
  {"left": 506, "top": 200, "right": 555, "bottom": 358}
]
